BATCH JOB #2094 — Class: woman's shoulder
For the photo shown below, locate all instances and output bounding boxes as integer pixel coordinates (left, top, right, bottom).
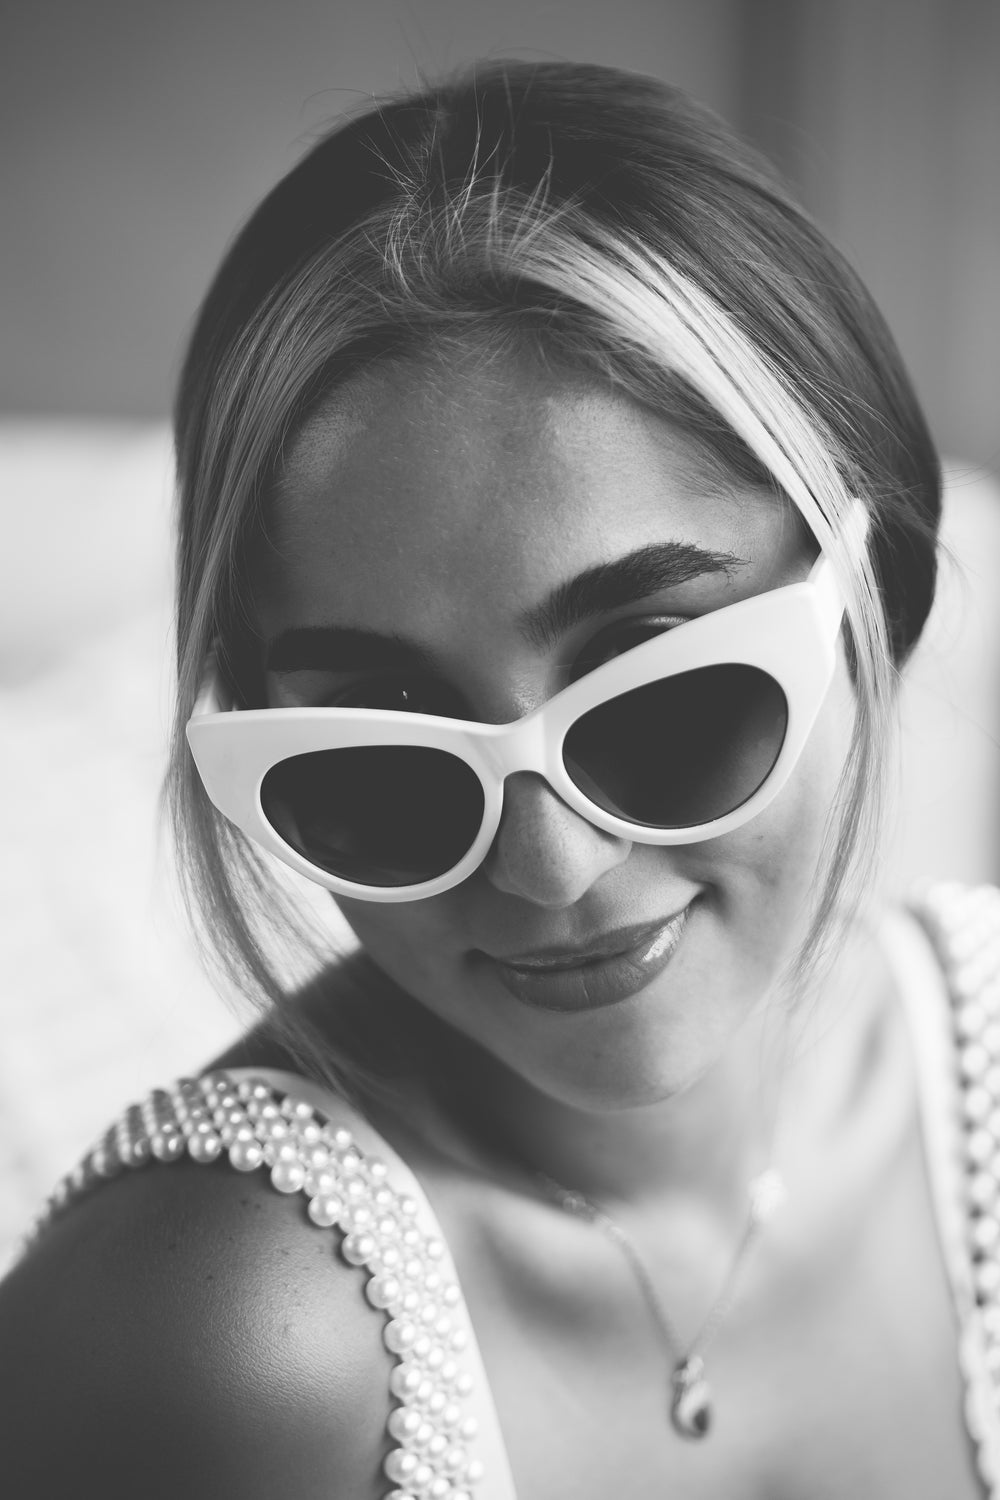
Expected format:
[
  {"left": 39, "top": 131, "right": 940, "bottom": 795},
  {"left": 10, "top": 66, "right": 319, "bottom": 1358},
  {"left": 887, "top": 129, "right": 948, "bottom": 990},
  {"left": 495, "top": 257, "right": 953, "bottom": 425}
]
[{"left": 0, "top": 1072, "right": 401, "bottom": 1499}]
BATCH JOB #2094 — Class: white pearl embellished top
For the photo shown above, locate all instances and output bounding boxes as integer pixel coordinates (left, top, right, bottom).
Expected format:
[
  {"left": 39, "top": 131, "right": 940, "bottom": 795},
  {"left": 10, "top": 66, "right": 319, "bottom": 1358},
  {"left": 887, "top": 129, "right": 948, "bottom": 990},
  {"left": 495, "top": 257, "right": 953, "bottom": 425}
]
[{"left": 20, "top": 882, "right": 1000, "bottom": 1500}]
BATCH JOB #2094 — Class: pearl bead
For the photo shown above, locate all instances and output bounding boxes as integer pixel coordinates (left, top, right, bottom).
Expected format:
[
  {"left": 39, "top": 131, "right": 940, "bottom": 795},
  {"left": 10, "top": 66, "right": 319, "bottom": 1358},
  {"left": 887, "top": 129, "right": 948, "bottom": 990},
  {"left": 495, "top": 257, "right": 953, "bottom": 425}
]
[
  {"left": 237, "top": 1079, "right": 271, "bottom": 1101},
  {"left": 270, "top": 1160, "right": 307, "bottom": 1194},
  {"left": 151, "top": 1131, "right": 186, "bottom": 1162},
  {"left": 390, "top": 1365, "right": 423, "bottom": 1400},
  {"left": 305, "top": 1168, "right": 338, "bottom": 1197},
  {"left": 331, "top": 1126, "right": 353, "bottom": 1150},
  {"left": 411, "top": 1463, "right": 434, "bottom": 1490},
  {"left": 441, "top": 1402, "right": 462, "bottom": 1430},
  {"left": 977, "top": 1260, "right": 1000, "bottom": 1300},
  {"left": 967, "top": 1129, "right": 995, "bottom": 1166},
  {"left": 387, "top": 1407, "right": 423, "bottom": 1442},
  {"left": 962, "top": 1044, "right": 990, "bottom": 1082},
  {"left": 466, "top": 1457, "right": 485, "bottom": 1483},
  {"left": 282, "top": 1099, "right": 315, "bottom": 1123},
  {"left": 383, "top": 1449, "right": 419, "bottom": 1485},
  {"left": 229, "top": 1140, "right": 264, "bottom": 1172},
  {"left": 959, "top": 1001, "right": 988, "bottom": 1039},
  {"left": 443, "top": 1445, "right": 467, "bottom": 1474},
  {"left": 973, "top": 1215, "right": 1000, "bottom": 1254},
  {"left": 969, "top": 1171, "right": 997, "bottom": 1211},
  {"left": 187, "top": 1132, "right": 222, "bottom": 1163},
  {"left": 366, "top": 1274, "right": 402, "bottom": 1309},
  {"left": 307, "top": 1193, "right": 344, "bottom": 1228},
  {"left": 383, "top": 1319, "right": 419, "bottom": 1354},
  {"left": 966, "top": 1084, "right": 994, "bottom": 1123},
  {"left": 428, "top": 1478, "right": 451, "bottom": 1500},
  {"left": 341, "top": 1231, "right": 378, "bottom": 1266}
]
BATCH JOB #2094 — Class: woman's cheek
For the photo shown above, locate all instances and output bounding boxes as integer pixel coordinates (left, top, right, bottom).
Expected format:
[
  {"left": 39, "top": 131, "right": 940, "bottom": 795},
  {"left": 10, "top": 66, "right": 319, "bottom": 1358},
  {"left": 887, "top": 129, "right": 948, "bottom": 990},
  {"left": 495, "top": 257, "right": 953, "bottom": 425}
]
[{"left": 335, "top": 895, "right": 462, "bottom": 997}]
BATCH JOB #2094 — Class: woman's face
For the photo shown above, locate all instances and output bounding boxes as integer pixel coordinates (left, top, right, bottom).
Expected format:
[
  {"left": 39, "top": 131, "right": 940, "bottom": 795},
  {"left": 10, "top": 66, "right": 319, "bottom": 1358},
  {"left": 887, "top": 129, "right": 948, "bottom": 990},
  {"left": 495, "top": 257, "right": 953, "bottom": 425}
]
[{"left": 253, "top": 341, "right": 854, "bottom": 1110}]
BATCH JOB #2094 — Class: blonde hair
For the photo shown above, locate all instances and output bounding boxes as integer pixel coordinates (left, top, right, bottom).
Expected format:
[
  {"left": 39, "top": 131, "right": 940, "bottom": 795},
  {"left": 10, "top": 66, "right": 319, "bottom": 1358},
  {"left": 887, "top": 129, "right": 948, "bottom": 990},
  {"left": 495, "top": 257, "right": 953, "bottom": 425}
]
[{"left": 167, "top": 62, "right": 941, "bottom": 1091}]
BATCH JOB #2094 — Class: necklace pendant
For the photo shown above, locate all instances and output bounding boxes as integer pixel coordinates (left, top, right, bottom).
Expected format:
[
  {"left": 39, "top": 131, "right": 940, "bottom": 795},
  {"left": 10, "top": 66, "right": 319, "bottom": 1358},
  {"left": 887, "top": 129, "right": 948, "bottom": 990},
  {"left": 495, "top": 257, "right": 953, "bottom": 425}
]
[{"left": 670, "top": 1356, "right": 712, "bottom": 1439}]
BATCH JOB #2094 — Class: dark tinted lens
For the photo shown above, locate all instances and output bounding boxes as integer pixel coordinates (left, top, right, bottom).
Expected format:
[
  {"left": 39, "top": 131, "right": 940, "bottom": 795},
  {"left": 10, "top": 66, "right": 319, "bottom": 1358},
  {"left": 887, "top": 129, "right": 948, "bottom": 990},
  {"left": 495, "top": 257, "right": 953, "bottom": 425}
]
[
  {"left": 260, "top": 746, "right": 485, "bottom": 887},
  {"left": 563, "top": 665, "right": 787, "bottom": 828}
]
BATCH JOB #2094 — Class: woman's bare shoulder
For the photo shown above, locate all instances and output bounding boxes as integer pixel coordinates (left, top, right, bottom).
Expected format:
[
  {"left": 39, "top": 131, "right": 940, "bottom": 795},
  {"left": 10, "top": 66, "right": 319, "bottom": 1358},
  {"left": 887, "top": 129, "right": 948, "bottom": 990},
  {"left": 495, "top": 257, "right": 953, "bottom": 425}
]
[{"left": 0, "top": 1148, "right": 394, "bottom": 1499}]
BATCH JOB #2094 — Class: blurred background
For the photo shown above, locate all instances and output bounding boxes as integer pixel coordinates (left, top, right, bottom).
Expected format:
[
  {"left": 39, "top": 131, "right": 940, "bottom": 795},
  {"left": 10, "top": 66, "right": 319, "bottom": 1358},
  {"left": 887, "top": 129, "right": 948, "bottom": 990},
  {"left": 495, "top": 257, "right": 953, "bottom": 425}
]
[{"left": 2, "top": 0, "right": 998, "bottom": 1264}]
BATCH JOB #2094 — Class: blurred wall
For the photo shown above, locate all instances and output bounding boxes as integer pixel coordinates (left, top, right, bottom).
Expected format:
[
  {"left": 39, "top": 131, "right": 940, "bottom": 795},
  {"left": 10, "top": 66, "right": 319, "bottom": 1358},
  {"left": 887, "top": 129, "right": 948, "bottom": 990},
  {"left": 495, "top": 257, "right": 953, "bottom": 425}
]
[
  {"left": 3, "top": 0, "right": 997, "bottom": 466},
  {"left": 737, "top": 0, "right": 1000, "bottom": 469},
  {"left": 0, "top": 0, "right": 743, "bottom": 420}
]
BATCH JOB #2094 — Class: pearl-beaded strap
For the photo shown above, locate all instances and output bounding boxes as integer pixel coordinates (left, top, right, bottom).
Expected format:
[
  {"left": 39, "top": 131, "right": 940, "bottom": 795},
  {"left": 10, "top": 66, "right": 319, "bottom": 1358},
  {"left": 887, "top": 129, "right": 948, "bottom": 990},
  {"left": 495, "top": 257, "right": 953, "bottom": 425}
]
[
  {"left": 27, "top": 1066, "right": 518, "bottom": 1500},
  {"left": 910, "top": 882, "right": 1000, "bottom": 1494}
]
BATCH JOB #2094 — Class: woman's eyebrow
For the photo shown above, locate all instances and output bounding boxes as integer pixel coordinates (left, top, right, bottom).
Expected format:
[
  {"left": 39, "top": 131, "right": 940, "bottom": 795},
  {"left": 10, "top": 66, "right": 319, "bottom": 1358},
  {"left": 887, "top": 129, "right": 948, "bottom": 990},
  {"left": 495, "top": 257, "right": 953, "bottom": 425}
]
[
  {"left": 520, "top": 541, "right": 745, "bottom": 650},
  {"left": 263, "top": 625, "right": 437, "bottom": 677}
]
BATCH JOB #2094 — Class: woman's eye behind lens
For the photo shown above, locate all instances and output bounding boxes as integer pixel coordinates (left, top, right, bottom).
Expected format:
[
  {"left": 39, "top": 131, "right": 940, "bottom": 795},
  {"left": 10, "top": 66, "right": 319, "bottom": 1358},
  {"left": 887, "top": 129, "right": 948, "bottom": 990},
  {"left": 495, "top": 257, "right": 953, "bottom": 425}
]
[{"left": 327, "top": 675, "right": 461, "bottom": 715}]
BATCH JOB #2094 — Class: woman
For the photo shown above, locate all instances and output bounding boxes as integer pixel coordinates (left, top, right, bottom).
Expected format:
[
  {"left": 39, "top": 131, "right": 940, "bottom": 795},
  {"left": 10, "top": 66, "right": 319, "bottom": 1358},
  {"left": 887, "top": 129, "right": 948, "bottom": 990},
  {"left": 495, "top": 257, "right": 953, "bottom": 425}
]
[{"left": 2, "top": 59, "right": 999, "bottom": 1499}]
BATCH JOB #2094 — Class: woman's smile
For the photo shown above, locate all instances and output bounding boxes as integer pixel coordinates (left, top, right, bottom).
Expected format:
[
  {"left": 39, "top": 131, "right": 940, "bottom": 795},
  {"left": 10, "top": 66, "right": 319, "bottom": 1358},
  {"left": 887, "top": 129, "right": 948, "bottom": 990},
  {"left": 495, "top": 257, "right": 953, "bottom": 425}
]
[{"left": 477, "top": 900, "right": 696, "bottom": 1012}]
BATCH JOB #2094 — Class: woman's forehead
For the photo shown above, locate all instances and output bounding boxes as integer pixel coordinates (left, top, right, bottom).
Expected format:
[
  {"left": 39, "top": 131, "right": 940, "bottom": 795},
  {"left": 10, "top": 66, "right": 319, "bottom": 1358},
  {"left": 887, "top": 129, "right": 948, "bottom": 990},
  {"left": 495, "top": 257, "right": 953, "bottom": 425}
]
[{"left": 256, "top": 346, "right": 803, "bottom": 635}]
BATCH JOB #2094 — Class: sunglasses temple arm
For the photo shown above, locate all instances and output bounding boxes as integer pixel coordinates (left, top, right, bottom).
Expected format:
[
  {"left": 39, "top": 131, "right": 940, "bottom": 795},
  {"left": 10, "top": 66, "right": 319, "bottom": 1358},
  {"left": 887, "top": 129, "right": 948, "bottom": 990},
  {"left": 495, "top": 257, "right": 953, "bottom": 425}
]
[
  {"left": 191, "top": 650, "right": 229, "bottom": 717},
  {"left": 809, "top": 553, "right": 848, "bottom": 634}
]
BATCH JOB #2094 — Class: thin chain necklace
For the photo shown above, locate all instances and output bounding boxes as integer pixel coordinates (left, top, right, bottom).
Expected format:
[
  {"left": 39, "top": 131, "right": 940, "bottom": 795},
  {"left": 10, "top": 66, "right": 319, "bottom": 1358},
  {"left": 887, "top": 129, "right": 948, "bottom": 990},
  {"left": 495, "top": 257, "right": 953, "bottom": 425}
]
[{"left": 537, "top": 1162, "right": 787, "bottom": 1439}]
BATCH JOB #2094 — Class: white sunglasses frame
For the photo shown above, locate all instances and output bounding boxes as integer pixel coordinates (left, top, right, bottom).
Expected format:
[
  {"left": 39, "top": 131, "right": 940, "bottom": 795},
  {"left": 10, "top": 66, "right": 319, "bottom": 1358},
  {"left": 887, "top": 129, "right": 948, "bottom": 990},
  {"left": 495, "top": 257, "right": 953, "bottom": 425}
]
[{"left": 186, "top": 554, "right": 845, "bottom": 902}]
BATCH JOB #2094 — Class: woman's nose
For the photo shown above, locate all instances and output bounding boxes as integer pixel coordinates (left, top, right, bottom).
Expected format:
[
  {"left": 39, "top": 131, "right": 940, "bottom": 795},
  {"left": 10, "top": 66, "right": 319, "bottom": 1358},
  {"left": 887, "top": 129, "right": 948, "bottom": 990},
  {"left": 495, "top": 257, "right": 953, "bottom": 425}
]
[{"left": 482, "top": 771, "right": 631, "bottom": 907}]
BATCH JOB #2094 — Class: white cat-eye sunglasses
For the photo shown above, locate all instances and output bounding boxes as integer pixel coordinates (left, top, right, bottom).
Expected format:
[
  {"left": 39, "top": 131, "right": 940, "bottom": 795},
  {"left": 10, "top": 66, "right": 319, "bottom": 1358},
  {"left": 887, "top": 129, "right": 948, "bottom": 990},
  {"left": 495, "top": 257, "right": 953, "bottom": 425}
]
[{"left": 186, "top": 555, "right": 844, "bottom": 902}]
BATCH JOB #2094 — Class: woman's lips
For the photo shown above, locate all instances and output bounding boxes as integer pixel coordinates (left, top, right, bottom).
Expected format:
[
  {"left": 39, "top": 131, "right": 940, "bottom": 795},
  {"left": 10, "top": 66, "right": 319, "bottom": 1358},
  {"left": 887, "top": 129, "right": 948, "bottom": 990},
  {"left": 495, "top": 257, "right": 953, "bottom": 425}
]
[{"left": 482, "top": 904, "right": 694, "bottom": 1012}]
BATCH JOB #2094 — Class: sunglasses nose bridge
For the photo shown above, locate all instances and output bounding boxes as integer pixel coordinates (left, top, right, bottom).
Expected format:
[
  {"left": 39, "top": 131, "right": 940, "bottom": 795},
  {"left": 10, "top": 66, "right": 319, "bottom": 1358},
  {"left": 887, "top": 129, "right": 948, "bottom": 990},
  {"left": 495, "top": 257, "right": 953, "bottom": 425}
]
[{"left": 478, "top": 711, "right": 550, "bottom": 785}]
